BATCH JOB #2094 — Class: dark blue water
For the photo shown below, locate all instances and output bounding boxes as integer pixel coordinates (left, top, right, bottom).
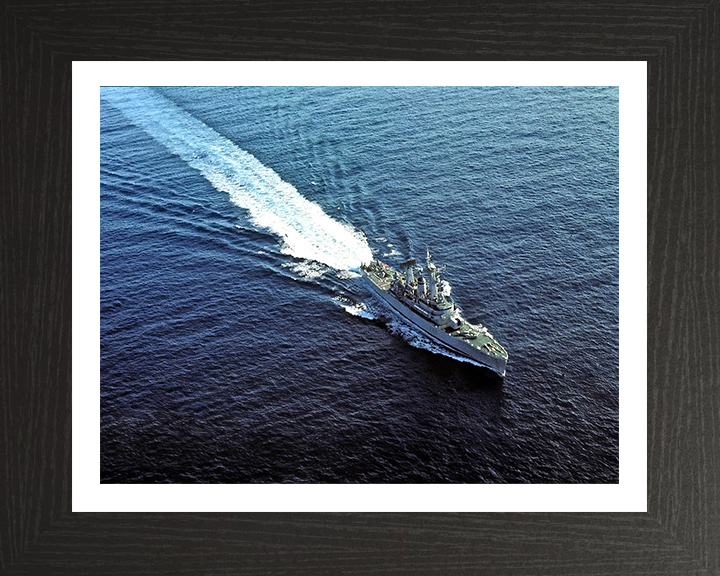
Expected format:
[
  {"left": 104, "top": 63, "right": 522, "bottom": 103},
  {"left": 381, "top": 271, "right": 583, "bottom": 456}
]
[{"left": 100, "top": 86, "right": 618, "bottom": 483}]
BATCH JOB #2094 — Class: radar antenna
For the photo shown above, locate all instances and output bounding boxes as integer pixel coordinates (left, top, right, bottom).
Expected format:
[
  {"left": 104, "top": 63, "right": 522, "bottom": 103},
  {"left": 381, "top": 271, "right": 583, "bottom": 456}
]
[{"left": 426, "top": 246, "right": 436, "bottom": 270}]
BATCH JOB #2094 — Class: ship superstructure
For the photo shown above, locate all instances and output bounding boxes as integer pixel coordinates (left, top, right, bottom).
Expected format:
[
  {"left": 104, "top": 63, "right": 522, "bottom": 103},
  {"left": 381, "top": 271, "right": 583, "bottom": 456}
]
[{"left": 361, "top": 249, "right": 508, "bottom": 376}]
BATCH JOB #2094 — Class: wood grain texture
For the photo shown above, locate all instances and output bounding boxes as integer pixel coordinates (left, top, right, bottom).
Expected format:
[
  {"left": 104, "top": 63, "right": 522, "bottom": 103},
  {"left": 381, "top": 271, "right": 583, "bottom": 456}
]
[{"left": 1, "top": 1, "right": 718, "bottom": 574}]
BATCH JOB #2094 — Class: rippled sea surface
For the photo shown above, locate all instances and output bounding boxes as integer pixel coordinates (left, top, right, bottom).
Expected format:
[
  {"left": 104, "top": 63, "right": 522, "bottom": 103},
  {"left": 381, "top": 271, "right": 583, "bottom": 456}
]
[{"left": 101, "top": 86, "right": 618, "bottom": 483}]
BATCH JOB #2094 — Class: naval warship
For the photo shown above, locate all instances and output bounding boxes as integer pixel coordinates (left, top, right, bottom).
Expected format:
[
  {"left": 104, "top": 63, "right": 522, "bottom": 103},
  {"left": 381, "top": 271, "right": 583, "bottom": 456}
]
[{"left": 361, "top": 249, "right": 508, "bottom": 376}]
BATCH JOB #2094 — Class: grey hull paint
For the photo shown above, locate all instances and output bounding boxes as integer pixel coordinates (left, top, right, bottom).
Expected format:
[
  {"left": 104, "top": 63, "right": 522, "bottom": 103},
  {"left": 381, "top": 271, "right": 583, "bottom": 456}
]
[{"left": 362, "top": 271, "right": 507, "bottom": 377}]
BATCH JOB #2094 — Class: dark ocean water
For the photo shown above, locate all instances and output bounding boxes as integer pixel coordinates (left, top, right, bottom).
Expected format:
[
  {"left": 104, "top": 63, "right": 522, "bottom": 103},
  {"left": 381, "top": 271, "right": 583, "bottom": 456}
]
[{"left": 100, "top": 85, "right": 618, "bottom": 483}]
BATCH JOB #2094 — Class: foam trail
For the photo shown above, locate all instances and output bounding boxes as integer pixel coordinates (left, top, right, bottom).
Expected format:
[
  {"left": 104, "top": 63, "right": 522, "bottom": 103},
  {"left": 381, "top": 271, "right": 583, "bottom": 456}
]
[{"left": 102, "top": 87, "right": 373, "bottom": 270}]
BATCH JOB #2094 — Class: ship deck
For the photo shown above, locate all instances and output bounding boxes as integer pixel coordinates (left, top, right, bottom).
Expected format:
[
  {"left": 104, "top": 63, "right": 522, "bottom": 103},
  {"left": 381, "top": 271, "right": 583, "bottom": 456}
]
[{"left": 362, "top": 262, "right": 507, "bottom": 374}]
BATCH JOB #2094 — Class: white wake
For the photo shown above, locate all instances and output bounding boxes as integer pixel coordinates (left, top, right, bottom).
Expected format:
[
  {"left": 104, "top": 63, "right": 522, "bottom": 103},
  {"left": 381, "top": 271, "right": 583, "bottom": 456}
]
[{"left": 102, "top": 87, "right": 373, "bottom": 271}]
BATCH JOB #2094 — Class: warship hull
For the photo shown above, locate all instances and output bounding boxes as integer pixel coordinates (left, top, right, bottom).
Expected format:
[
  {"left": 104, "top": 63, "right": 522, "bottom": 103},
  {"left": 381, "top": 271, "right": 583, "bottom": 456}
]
[{"left": 362, "top": 267, "right": 507, "bottom": 377}]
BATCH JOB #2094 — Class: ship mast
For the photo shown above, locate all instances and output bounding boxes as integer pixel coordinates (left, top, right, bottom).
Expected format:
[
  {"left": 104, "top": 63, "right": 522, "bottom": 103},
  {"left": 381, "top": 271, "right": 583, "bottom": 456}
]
[
  {"left": 400, "top": 257, "right": 417, "bottom": 285},
  {"left": 426, "top": 247, "right": 439, "bottom": 301}
]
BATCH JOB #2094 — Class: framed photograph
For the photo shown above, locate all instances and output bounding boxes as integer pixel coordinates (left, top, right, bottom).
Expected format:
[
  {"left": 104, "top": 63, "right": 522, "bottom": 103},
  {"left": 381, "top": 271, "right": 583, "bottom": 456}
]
[
  {"left": 76, "top": 62, "right": 642, "bottom": 515},
  {"left": 3, "top": 2, "right": 717, "bottom": 574}
]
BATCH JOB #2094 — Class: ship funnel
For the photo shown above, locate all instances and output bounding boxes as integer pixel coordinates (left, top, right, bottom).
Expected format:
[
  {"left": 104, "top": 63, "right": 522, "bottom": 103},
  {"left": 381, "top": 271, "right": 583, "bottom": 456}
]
[
  {"left": 417, "top": 276, "right": 427, "bottom": 298},
  {"left": 400, "top": 258, "right": 417, "bottom": 285}
]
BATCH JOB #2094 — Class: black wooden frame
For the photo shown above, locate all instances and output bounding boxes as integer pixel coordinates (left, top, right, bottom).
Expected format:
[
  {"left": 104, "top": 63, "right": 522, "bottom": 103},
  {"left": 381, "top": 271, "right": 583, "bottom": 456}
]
[{"left": 2, "top": 2, "right": 718, "bottom": 574}]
